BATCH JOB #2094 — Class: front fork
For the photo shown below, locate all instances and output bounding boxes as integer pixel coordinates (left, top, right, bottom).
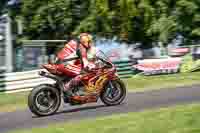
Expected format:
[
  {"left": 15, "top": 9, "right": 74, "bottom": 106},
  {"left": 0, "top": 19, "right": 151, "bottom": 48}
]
[
  {"left": 106, "top": 81, "right": 116, "bottom": 97},
  {"left": 106, "top": 71, "right": 120, "bottom": 96}
]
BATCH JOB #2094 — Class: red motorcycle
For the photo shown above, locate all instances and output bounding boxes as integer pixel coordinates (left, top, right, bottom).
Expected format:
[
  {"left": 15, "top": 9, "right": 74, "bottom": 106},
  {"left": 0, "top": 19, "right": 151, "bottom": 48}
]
[{"left": 28, "top": 50, "right": 126, "bottom": 116}]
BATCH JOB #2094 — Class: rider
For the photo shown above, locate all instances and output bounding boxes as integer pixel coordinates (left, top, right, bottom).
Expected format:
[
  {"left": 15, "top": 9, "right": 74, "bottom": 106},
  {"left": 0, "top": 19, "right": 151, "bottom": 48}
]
[{"left": 57, "top": 33, "right": 96, "bottom": 94}]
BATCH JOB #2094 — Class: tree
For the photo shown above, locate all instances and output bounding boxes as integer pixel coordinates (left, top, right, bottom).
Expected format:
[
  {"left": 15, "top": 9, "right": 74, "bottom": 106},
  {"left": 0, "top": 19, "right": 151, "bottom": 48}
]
[
  {"left": 175, "top": 0, "right": 200, "bottom": 44},
  {"left": 0, "top": 0, "right": 9, "bottom": 14},
  {"left": 9, "top": 0, "right": 200, "bottom": 47},
  {"left": 16, "top": 0, "right": 73, "bottom": 39}
]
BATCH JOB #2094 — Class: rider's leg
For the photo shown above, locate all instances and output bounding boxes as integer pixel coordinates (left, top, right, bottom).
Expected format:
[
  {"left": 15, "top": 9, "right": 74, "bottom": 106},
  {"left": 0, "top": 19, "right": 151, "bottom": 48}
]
[
  {"left": 63, "top": 64, "right": 82, "bottom": 92},
  {"left": 64, "top": 75, "right": 82, "bottom": 91}
]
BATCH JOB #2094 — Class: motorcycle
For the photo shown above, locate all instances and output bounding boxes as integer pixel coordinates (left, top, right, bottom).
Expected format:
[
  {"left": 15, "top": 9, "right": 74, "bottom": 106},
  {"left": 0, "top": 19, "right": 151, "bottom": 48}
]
[{"left": 28, "top": 50, "right": 126, "bottom": 116}]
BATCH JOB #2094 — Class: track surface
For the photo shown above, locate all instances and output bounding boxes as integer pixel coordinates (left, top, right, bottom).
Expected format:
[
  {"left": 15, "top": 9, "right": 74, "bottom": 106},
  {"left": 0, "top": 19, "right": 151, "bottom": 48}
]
[{"left": 1, "top": 85, "right": 200, "bottom": 133}]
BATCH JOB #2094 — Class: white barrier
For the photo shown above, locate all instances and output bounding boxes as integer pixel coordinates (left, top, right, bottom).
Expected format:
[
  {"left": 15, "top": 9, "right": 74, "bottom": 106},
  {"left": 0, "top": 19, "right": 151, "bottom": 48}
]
[{"left": 0, "top": 69, "right": 55, "bottom": 92}]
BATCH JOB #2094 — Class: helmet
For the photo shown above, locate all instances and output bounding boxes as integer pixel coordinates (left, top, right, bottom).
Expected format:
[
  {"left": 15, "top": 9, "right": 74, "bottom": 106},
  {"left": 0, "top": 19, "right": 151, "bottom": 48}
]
[{"left": 79, "top": 33, "right": 93, "bottom": 49}]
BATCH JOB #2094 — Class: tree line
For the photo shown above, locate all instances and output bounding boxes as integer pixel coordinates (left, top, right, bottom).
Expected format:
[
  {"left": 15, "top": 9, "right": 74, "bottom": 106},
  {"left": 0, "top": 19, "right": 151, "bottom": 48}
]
[{"left": 2, "top": 0, "right": 200, "bottom": 47}]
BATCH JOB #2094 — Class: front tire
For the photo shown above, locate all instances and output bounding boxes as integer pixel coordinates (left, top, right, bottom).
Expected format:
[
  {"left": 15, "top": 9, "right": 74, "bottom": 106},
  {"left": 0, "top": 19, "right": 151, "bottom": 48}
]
[
  {"left": 100, "top": 79, "right": 126, "bottom": 106},
  {"left": 28, "top": 84, "right": 61, "bottom": 116}
]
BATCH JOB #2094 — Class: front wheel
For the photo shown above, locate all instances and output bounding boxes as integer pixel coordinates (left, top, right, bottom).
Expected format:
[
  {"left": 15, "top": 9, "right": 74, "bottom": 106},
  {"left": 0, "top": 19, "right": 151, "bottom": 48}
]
[
  {"left": 28, "top": 84, "right": 61, "bottom": 116},
  {"left": 100, "top": 79, "right": 126, "bottom": 106}
]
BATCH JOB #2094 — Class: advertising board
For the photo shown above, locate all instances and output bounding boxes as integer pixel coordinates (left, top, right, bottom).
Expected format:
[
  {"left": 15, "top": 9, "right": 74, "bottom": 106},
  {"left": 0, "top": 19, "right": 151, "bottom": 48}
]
[{"left": 133, "top": 58, "right": 182, "bottom": 75}]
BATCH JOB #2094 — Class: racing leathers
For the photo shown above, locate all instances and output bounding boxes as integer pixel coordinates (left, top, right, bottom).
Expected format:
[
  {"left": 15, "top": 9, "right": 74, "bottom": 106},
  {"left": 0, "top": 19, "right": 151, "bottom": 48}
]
[{"left": 56, "top": 40, "right": 96, "bottom": 92}]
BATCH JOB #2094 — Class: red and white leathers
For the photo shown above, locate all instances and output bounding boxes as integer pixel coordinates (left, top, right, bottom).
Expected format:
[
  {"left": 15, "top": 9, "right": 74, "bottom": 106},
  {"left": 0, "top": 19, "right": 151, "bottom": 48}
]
[{"left": 56, "top": 39, "right": 96, "bottom": 91}]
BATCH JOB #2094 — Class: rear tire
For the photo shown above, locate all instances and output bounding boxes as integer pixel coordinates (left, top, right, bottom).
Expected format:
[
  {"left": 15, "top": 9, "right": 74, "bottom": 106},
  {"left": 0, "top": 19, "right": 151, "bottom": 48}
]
[
  {"left": 100, "top": 79, "right": 126, "bottom": 106},
  {"left": 28, "top": 84, "right": 61, "bottom": 117}
]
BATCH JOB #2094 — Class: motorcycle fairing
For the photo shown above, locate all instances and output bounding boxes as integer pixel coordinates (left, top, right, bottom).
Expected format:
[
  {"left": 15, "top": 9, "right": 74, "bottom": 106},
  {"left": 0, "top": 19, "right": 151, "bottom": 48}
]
[{"left": 81, "top": 68, "right": 117, "bottom": 95}]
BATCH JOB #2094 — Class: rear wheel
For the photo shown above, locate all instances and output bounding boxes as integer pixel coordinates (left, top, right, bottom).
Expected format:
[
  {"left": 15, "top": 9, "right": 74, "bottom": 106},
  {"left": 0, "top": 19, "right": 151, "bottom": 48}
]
[
  {"left": 100, "top": 79, "right": 126, "bottom": 106},
  {"left": 28, "top": 84, "right": 61, "bottom": 116}
]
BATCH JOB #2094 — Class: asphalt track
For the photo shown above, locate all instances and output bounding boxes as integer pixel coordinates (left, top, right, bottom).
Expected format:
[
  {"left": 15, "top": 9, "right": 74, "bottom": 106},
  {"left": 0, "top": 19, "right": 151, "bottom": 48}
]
[{"left": 1, "top": 85, "right": 200, "bottom": 133}]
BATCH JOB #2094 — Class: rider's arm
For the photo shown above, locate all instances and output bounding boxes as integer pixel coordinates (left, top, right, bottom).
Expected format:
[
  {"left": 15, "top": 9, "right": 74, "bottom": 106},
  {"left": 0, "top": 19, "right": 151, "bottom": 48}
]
[
  {"left": 80, "top": 47, "right": 89, "bottom": 68},
  {"left": 87, "top": 46, "right": 96, "bottom": 60}
]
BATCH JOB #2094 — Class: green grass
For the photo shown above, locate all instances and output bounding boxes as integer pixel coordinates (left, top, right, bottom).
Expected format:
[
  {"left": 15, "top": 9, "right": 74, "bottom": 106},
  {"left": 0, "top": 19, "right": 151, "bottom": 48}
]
[
  {"left": 10, "top": 104, "right": 200, "bottom": 133},
  {"left": 125, "top": 71, "right": 200, "bottom": 92},
  {"left": 1, "top": 72, "right": 200, "bottom": 112},
  {"left": 0, "top": 92, "right": 28, "bottom": 112}
]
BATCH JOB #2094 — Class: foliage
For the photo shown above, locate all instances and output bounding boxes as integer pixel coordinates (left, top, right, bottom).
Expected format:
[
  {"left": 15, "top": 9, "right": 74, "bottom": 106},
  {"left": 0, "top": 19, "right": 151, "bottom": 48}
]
[
  {"left": 180, "top": 54, "right": 194, "bottom": 73},
  {"left": 180, "top": 54, "right": 200, "bottom": 72},
  {"left": 0, "top": 0, "right": 9, "bottom": 14},
  {"left": 9, "top": 0, "right": 200, "bottom": 46},
  {"left": 18, "top": 0, "right": 73, "bottom": 39}
]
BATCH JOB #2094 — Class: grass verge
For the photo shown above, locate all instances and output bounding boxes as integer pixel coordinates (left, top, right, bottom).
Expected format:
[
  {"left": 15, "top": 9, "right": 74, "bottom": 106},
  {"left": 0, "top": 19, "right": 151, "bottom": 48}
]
[
  {"left": 0, "top": 92, "right": 27, "bottom": 112},
  {"left": 10, "top": 103, "right": 200, "bottom": 133},
  {"left": 125, "top": 71, "right": 200, "bottom": 92},
  {"left": 1, "top": 72, "right": 200, "bottom": 112}
]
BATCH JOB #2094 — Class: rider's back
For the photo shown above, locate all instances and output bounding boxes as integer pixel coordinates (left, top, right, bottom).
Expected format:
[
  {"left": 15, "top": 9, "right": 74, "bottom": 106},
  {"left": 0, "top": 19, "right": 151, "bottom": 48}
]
[{"left": 57, "top": 40, "right": 78, "bottom": 62}]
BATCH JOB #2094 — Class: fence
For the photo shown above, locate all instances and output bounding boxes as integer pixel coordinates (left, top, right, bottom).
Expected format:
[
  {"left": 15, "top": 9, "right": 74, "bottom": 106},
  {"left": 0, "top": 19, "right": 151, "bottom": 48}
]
[
  {"left": 0, "top": 69, "right": 55, "bottom": 92},
  {"left": 113, "top": 60, "right": 134, "bottom": 78}
]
